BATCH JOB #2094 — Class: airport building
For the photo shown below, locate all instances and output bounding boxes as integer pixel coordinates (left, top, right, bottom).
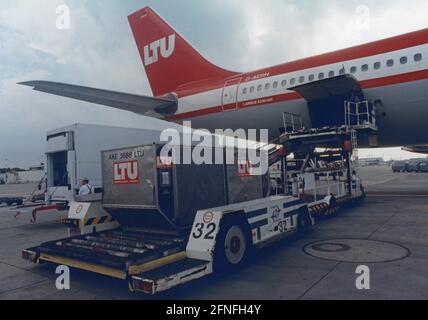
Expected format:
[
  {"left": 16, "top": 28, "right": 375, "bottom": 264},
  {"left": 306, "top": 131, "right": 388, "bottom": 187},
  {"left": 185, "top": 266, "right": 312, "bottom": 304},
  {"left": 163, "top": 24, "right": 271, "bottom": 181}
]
[{"left": 0, "top": 165, "right": 44, "bottom": 184}]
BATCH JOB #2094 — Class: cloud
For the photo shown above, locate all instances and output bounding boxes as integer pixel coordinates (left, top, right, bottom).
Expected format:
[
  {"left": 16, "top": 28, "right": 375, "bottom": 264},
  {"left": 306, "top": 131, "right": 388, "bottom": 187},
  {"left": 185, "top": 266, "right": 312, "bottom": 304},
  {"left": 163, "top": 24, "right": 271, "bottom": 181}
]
[
  {"left": 215, "top": 0, "right": 428, "bottom": 70},
  {"left": 0, "top": 0, "right": 427, "bottom": 166}
]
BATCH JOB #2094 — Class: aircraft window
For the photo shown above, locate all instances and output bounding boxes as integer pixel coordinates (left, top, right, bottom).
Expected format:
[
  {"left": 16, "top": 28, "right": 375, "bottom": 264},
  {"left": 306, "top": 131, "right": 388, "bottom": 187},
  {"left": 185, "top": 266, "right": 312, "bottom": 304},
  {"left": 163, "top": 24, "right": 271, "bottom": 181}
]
[
  {"left": 400, "top": 56, "right": 408, "bottom": 64},
  {"left": 250, "top": 86, "right": 255, "bottom": 93},
  {"left": 243, "top": 88, "right": 247, "bottom": 94},
  {"left": 273, "top": 81, "right": 278, "bottom": 88},
  {"left": 281, "top": 80, "right": 287, "bottom": 87},
  {"left": 414, "top": 53, "right": 422, "bottom": 62},
  {"left": 318, "top": 73, "right": 325, "bottom": 80},
  {"left": 328, "top": 71, "right": 335, "bottom": 77},
  {"left": 374, "top": 62, "right": 381, "bottom": 70},
  {"left": 290, "top": 78, "right": 296, "bottom": 85},
  {"left": 265, "top": 83, "right": 270, "bottom": 90},
  {"left": 387, "top": 59, "right": 394, "bottom": 67},
  {"left": 257, "top": 85, "right": 262, "bottom": 92},
  {"left": 309, "top": 74, "right": 315, "bottom": 81},
  {"left": 299, "top": 76, "right": 305, "bottom": 83},
  {"left": 361, "top": 64, "right": 369, "bottom": 72},
  {"left": 350, "top": 66, "right": 357, "bottom": 74}
]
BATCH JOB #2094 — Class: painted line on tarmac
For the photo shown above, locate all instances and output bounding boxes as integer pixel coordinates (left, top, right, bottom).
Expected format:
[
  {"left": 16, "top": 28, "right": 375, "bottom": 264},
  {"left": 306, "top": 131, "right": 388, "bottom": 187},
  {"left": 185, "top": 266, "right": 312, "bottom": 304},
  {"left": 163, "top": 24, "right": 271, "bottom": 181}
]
[{"left": 364, "top": 178, "right": 397, "bottom": 186}]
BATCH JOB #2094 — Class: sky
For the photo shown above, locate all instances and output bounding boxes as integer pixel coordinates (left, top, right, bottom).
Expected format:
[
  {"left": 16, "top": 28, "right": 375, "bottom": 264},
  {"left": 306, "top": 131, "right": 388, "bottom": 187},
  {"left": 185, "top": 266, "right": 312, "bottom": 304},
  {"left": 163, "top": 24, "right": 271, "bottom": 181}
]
[{"left": 0, "top": 0, "right": 428, "bottom": 167}]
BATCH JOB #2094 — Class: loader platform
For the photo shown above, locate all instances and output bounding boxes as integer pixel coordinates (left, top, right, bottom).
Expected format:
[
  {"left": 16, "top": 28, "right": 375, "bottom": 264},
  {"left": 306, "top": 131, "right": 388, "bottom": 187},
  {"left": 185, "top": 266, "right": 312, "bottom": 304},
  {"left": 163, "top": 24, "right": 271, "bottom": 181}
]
[{"left": 23, "top": 228, "right": 188, "bottom": 280}]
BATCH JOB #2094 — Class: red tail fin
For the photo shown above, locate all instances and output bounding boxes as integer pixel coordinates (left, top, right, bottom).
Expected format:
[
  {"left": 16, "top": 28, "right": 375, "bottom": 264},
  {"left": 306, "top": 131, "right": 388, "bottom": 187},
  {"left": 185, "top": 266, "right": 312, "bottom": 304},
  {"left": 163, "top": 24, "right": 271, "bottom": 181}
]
[{"left": 128, "top": 7, "right": 237, "bottom": 97}]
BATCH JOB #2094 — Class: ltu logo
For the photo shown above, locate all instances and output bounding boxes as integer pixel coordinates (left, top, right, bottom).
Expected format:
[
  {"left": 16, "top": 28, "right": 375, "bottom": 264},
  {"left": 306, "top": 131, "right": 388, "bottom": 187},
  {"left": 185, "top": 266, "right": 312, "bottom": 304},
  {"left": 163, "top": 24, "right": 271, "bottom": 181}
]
[
  {"left": 270, "top": 206, "right": 281, "bottom": 222},
  {"left": 144, "top": 34, "right": 176, "bottom": 66},
  {"left": 113, "top": 161, "right": 140, "bottom": 185}
]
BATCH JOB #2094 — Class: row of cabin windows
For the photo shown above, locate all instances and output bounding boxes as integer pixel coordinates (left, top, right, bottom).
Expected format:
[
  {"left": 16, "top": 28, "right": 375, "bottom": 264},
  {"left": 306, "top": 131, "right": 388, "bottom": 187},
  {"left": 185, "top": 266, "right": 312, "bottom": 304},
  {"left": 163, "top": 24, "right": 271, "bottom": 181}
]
[{"left": 242, "top": 53, "right": 423, "bottom": 95}]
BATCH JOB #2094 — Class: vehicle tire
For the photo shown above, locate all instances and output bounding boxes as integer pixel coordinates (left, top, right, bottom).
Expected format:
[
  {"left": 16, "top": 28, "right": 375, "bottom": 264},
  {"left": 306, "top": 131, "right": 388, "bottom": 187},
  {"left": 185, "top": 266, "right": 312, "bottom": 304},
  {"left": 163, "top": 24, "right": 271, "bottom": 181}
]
[
  {"left": 6, "top": 201, "right": 12, "bottom": 207},
  {"left": 16, "top": 200, "right": 23, "bottom": 206},
  {"left": 297, "top": 208, "right": 311, "bottom": 238},
  {"left": 214, "top": 216, "right": 252, "bottom": 273}
]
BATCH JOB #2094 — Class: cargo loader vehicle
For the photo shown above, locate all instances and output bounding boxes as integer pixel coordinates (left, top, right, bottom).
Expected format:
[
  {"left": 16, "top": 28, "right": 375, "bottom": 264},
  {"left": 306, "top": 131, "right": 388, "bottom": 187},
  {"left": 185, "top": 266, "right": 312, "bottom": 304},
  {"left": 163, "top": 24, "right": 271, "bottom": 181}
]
[{"left": 23, "top": 126, "right": 364, "bottom": 294}]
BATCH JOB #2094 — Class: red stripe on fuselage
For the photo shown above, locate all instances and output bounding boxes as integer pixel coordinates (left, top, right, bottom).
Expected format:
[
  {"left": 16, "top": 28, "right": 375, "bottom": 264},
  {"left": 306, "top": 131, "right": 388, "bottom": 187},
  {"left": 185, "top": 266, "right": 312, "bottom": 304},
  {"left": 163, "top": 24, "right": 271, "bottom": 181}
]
[
  {"left": 240, "top": 28, "right": 428, "bottom": 82},
  {"left": 173, "top": 28, "right": 428, "bottom": 99},
  {"left": 359, "top": 69, "right": 428, "bottom": 89},
  {"left": 169, "top": 69, "right": 428, "bottom": 121}
]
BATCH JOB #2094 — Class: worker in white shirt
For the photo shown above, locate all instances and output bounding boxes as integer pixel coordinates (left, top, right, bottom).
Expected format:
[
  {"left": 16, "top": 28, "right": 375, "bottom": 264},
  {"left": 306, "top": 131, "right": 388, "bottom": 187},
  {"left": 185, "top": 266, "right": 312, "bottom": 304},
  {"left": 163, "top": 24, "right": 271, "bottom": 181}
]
[{"left": 78, "top": 178, "right": 94, "bottom": 196}]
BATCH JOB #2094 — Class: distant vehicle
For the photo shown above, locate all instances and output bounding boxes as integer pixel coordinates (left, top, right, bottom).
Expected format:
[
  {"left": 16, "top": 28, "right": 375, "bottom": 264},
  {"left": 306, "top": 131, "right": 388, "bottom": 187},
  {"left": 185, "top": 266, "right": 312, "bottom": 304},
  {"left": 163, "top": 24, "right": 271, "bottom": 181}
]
[
  {"left": 391, "top": 161, "right": 409, "bottom": 173},
  {"left": 0, "top": 196, "right": 24, "bottom": 206},
  {"left": 408, "top": 159, "right": 426, "bottom": 172},
  {"left": 417, "top": 161, "right": 428, "bottom": 173},
  {"left": 361, "top": 157, "right": 384, "bottom": 167}
]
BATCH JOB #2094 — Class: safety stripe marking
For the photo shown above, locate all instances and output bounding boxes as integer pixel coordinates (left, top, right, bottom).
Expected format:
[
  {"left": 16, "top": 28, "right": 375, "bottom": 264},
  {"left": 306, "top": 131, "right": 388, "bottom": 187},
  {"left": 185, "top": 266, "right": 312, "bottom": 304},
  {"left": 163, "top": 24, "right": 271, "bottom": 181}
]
[
  {"left": 284, "top": 209, "right": 300, "bottom": 219},
  {"left": 283, "top": 200, "right": 305, "bottom": 209},
  {"left": 85, "top": 216, "right": 115, "bottom": 226},
  {"left": 309, "top": 203, "right": 329, "bottom": 213},
  {"left": 250, "top": 218, "right": 269, "bottom": 229},
  {"left": 246, "top": 208, "right": 268, "bottom": 219}
]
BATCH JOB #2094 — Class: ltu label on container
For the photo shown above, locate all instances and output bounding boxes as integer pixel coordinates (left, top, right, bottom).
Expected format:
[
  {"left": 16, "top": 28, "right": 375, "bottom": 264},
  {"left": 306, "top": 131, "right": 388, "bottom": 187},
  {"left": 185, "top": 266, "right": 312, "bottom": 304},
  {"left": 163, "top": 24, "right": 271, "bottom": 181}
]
[{"left": 113, "top": 160, "right": 140, "bottom": 185}]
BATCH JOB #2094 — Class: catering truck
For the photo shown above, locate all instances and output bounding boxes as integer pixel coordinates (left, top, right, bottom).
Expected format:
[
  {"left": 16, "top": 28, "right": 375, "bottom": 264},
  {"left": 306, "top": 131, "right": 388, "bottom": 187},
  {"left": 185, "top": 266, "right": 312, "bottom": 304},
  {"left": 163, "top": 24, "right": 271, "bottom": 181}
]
[
  {"left": 45, "top": 123, "right": 170, "bottom": 204},
  {"left": 16, "top": 123, "right": 182, "bottom": 223},
  {"left": 0, "top": 196, "right": 24, "bottom": 206}
]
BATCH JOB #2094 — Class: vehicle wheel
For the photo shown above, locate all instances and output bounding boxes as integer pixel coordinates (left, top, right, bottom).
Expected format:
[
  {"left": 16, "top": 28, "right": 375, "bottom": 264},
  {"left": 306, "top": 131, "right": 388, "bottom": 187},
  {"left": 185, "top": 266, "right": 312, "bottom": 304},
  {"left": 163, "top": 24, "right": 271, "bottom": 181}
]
[
  {"left": 16, "top": 200, "right": 23, "bottom": 206},
  {"left": 6, "top": 201, "right": 12, "bottom": 207},
  {"left": 214, "top": 217, "right": 252, "bottom": 273}
]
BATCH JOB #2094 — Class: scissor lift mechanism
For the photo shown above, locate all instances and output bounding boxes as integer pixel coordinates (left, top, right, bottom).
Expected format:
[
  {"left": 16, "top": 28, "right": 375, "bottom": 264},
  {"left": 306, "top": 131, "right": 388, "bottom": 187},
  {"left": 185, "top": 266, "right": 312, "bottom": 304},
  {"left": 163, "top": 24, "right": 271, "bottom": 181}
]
[{"left": 275, "top": 124, "right": 364, "bottom": 217}]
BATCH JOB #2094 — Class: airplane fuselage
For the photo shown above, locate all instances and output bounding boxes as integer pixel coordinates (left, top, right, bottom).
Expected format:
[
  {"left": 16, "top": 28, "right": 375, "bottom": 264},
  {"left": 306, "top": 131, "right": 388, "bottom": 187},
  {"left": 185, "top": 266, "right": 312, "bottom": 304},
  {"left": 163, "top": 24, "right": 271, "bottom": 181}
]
[
  {"left": 171, "top": 34, "right": 428, "bottom": 147},
  {"left": 22, "top": 7, "right": 428, "bottom": 150}
]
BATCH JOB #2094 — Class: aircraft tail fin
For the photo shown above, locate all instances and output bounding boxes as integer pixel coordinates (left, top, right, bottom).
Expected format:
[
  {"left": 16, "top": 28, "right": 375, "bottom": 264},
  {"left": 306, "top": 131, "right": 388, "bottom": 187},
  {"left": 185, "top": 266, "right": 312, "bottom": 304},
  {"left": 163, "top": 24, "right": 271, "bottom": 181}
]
[{"left": 128, "top": 7, "right": 237, "bottom": 96}]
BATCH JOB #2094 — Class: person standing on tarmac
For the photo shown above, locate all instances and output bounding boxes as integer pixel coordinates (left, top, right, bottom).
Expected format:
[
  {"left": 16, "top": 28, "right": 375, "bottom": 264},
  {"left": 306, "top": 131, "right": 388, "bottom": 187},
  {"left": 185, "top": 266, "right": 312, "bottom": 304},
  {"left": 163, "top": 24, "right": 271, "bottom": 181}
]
[{"left": 78, "top": 177, "right": 94, "bottom": 196}]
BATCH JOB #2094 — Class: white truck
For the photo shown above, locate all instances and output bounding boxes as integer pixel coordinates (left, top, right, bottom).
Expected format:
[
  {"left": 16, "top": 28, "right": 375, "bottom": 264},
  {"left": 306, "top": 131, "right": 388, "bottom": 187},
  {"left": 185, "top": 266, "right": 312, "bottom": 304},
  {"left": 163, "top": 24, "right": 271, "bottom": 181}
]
[
  {"left": 18, "top": 123, "right": 180, "bottom": 223},
  {"left": 45, "top": 123, "right": 170, "bottom": 204}
]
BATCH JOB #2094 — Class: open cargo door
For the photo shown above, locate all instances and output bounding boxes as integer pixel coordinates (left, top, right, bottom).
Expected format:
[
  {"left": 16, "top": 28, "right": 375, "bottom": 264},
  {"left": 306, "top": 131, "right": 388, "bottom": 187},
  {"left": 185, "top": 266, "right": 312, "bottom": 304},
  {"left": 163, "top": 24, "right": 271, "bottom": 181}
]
[
  {"left": 289, "top": 75, "right": 363, "bottom": 128},
  {"left": 46, "top": 131, "right": 73, "bottom": 202}
]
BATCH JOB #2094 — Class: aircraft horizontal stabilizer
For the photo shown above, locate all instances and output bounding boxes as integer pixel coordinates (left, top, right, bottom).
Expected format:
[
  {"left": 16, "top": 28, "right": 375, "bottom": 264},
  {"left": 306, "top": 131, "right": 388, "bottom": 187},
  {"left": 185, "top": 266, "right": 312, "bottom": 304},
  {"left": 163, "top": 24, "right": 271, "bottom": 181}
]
[{"left": 18, "top": 81, "right": 178, "bottom": 118}]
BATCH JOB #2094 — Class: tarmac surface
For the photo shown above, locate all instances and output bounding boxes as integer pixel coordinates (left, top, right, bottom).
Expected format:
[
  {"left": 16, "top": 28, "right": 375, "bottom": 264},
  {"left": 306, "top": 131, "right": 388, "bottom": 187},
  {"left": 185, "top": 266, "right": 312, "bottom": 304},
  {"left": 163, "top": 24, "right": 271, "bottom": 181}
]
[{"left": 0, "top": 165, "right": 427, "bottom": 300}]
